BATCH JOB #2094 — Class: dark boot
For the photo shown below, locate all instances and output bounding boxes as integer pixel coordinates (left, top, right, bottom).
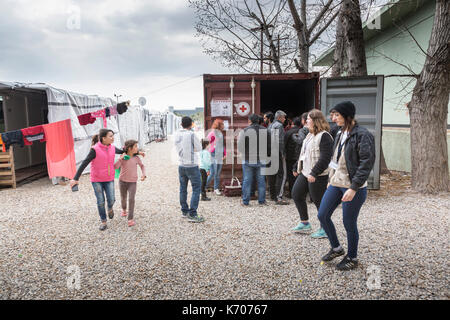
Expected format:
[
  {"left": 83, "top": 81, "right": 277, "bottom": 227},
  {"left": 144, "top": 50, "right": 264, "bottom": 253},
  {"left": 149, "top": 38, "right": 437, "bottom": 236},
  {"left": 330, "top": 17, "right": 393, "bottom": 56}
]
[{"left": 201, "top": 193, "right": 211, "bottom": 201}]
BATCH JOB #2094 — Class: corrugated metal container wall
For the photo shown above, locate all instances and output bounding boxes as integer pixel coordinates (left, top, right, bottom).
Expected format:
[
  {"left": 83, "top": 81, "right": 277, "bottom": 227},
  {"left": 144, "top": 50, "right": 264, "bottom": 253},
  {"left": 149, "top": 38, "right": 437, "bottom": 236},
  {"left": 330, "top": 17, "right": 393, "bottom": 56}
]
[{"left": 203, "top": 73, "right": 320, "bottom": 187}]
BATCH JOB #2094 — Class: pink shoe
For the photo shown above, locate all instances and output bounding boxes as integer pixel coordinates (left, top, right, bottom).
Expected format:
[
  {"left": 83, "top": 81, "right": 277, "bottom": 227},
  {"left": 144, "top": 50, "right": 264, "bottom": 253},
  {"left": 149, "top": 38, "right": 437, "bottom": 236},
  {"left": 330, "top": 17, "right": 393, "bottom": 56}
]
[
  {"left": 121, "top": 210, "right": 127, "bottom": 217},
  {"left": 128, "top": 219, "right": 135, "bottom": 227}
]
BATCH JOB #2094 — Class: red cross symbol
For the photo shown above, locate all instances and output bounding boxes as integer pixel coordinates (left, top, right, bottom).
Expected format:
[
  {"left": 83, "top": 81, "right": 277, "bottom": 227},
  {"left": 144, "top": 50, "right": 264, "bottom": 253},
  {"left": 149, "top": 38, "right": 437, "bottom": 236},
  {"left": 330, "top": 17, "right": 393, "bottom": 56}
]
[{"left": 239, "top": 105, "right": 247, "bottom": 113}]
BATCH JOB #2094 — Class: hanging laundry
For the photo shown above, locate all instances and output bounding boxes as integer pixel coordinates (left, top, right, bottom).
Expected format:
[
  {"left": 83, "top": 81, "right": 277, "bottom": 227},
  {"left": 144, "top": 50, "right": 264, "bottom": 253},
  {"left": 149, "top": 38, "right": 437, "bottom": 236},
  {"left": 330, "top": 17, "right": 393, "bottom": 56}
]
[
  {"left": 43, "top": 119, "right": 76, "bottom": 179},
  {"left": 78, "top": 113, "right": 96, "bottom": 126},
  {"left": 91, "top": 109, "right": 107, "bottom": 127},
  {"left": 1, "top": 130, "right": 25, "bottom": 150},
  {"left": 117, "top": 101, "right": 129, "bottom": 115},
  {"left": 21, "top": 125, "right": 46, "bottom": 146},
  {"left": 109, "top": 106, "right": 118, "bottom": 116}
]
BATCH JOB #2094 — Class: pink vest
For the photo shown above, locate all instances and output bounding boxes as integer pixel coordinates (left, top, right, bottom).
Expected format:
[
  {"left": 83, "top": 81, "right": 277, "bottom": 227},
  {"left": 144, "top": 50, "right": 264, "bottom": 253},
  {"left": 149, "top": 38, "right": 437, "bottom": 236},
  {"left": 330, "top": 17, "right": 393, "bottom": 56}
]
[{"left": 90, "top": 142, "right": 116, "bottom": 182}]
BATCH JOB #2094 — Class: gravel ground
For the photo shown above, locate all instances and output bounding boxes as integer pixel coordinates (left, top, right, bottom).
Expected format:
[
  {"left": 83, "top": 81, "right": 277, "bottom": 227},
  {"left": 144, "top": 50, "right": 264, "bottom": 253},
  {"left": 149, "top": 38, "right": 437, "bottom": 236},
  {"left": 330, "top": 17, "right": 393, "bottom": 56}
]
[{"left": 0, "top": 138, "right": 449, "bottom": 300}]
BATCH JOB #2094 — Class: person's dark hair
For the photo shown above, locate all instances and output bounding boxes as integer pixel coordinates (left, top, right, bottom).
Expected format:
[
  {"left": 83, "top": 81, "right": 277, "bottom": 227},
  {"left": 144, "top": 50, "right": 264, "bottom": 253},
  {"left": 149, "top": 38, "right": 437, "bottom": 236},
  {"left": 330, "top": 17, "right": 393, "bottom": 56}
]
[
  {"left": 124, "top": 139, "right": 138, "bottom": 154},
  {"left": 92, "top": 129, "right": 114, "bottom": 146},
  {"left": 258, "top": 115, "right": 264, "bottom": 125},
  {"left": 293, "top": 117, "right": 302, "bottom": 127},
  {"left": 201, "top": 139, "right": 210, "bottom": 150},
  {"left": 249, "top": 113, "right": 259, "bottom": 124},
  {"left": 264, "top": 111, "right": 274, "bottom": 123},
  {"left": 301, "top": 112, "right": 308, "bottom": 123},
  {"left": 181, "top": 116, "right": 193, "bottom": 129}
]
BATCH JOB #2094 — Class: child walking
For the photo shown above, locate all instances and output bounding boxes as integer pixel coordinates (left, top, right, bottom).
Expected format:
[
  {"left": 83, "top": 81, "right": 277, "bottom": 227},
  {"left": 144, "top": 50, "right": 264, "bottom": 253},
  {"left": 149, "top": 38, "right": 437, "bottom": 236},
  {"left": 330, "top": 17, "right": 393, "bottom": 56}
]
[
  {"left": 114, "top": 140, "right": 146, "bottom": 227},
  {"left": 200, "top": 139, "right": 211, "bottom": 201}
]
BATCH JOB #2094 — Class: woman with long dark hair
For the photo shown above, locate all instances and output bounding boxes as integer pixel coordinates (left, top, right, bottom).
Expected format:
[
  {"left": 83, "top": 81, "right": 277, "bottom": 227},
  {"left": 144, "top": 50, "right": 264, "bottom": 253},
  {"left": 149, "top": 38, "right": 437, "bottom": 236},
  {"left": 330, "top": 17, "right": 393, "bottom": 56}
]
[
  {"left": 317, "top": 101, "right": 376, "bottom": 271},
  {"left": 70, "top": 129, "right": 143, "bottom": 230}
]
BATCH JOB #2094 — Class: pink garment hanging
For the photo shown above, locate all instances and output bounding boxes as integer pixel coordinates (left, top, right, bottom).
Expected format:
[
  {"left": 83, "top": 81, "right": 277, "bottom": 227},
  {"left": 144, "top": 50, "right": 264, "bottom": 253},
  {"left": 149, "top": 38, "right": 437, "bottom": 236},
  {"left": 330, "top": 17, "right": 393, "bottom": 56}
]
[
  {"left": 43, "top": 119, "right": 76, "bottom": 179},
  {"left": 91, "top": 109, "right": 107, "bottom": 127},
  {"left": 109, "top": 106, "right": 118, "bottom": 116}
]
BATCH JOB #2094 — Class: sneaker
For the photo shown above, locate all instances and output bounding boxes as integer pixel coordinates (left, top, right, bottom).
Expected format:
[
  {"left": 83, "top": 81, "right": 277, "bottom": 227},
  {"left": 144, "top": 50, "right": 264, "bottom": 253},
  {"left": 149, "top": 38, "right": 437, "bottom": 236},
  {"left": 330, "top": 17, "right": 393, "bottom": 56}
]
[
  {"left": 214, "top": 189, "right": 222, "bottom": 196},
  {"left": 99, "top": 223, "right": 107, "bottom": 231},
  {"left": 321, "top": 247, "right": 345, "bottom": 262},
  {"left": 258, "top": 202, "right": 268, "bottom": 206},
  {"left": 182, "top": 212, "right": 189, "bottom": 218},
  {"left": 241, "top": 202, "right": 250, "bottom": 207},
  {"left": 128, "top": 219, "right": 135, "bottom": 227},
  {"left": 121, "top": 210, "right": 127, "bottom": 217},
  {"left": 275, "top": 199, "right": 289, "bottom": 205},
  {"left": 187, "top": 215, "right": 205, "bottom": 223},
  {"left": 292, "top": 222, "right": 312, "bottom": 233},
  {"left": 311, "top": 228, "right": 328, "bottom": 239},
  {"left": 336, "top": 255, "right": 358, "bottom": 271},
  {"left": 108, "top": 208, "right": 114, "bottom": 219}
]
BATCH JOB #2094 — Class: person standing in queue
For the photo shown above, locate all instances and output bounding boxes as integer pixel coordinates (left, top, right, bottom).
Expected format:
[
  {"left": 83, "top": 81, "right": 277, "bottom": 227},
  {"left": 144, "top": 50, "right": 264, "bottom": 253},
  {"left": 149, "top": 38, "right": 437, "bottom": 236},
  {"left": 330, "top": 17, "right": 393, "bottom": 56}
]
[
  {"left": 206, "top": 119, "right": 226, "bottom": 196},
  {"left": 291, "top": 110, "right": 333, "bottom": 238},
  {"left": 318, "top": 101, "right": 376, "bottom": 271}
]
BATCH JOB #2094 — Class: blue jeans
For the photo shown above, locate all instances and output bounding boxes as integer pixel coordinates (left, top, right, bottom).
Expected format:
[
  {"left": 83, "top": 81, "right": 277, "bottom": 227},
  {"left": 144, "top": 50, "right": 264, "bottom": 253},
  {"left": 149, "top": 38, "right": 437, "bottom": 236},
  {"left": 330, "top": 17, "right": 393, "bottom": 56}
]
[
  {"left": 91, "top": 181, "right": 115, "bottom": 222},
  {"left": 179, "top": 166, "right": 201, "bottom": 216},
  {"left": 242, "top": 162, "right": 266, "bottom": 205},
  {"left": 318, "top": 185, "right": 367, "bottom": 259},
  {"left": 206, "top": 151, "right": 223, "bottom": 190}
]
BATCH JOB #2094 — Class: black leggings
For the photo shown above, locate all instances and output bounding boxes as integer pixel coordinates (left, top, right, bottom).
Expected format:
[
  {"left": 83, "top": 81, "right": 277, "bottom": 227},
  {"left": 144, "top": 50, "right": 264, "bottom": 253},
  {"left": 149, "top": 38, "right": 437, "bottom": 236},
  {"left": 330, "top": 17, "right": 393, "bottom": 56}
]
[
  {"left": 292, "top": 173, "right": 328, "bottom": 221},
  {"left": 200, "top": 169, "right": 208, "bottom": 195}
]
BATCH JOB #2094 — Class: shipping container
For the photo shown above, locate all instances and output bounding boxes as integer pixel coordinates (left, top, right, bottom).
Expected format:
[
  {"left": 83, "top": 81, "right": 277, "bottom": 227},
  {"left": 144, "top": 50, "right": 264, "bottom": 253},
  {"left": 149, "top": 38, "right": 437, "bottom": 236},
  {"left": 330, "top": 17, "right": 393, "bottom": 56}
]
[{"left": 203, "top": 73, "right": 383, "bottom": 190}]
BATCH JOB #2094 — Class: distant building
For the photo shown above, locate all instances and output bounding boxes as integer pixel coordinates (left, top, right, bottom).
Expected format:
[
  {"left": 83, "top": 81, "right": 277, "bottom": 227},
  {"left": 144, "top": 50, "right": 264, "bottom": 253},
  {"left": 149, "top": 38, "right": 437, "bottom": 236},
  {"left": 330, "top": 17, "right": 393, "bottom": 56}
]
[
  {"left": 168, "top": 106, "right": 203, "bottom": 116},
  {"left": 313, "top": 0, "right": 449, "bottom": 173}
]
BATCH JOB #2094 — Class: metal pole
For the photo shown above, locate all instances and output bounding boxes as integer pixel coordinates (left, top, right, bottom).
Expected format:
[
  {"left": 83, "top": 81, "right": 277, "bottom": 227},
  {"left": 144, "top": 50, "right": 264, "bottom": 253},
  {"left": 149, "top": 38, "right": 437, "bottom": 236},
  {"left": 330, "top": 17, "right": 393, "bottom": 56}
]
[
  {"left": 229, "top": 77, "right": 234, "bottom": 177},
  {"left": 260, "top": 26, "right": 263, "bottom": 74}
]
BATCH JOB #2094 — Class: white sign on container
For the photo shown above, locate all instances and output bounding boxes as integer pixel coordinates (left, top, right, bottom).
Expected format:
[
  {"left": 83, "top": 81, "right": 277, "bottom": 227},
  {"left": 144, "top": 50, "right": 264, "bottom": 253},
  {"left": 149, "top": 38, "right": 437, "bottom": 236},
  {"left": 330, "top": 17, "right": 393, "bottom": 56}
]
[{"left": 211, "top": 99, "right": 231, "bottom": 117}]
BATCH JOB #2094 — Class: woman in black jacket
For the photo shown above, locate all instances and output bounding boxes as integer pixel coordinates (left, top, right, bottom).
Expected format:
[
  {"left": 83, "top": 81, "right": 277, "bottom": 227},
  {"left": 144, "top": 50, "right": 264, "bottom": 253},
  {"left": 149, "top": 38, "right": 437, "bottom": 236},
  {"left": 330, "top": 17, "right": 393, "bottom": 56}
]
[{"left": 317, "top": 101, "right": 376, "bottom": 271}]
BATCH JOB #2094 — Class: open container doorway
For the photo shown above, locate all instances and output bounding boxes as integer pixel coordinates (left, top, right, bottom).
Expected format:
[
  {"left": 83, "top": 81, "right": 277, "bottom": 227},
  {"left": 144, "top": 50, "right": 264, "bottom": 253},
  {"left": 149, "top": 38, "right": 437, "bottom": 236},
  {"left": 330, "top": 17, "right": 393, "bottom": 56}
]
[{"left": 260, "top": 79, "right": 317, "bottom": 120}]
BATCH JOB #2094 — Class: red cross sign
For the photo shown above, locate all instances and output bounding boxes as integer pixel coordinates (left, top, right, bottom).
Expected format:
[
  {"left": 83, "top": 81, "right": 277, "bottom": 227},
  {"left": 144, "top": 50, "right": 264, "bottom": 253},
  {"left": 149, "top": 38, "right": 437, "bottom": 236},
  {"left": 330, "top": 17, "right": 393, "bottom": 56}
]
[{"left": 235, "top": 102, "right": 251, "bottom": 116}]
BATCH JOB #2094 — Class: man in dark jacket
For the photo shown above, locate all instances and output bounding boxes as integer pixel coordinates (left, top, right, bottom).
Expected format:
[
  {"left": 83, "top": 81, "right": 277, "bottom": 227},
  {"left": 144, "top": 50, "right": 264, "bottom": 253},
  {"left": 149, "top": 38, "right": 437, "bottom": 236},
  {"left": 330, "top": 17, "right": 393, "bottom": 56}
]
[
  {"left": 284, "top": 117, "right": 302, "bottom": 198},
  {"left": 268, "top": 110, "right": 289, "bottom": 205},
  {"left": 238, "top": 114, "right": 270, "bottom": 205}
]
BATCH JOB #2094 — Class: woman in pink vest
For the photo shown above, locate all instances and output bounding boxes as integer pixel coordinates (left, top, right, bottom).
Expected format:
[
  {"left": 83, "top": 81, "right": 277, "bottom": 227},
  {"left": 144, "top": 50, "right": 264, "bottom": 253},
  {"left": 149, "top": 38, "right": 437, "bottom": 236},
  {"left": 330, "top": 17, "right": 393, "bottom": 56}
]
[{"left": 70, "top": 129, "right": 127, "bottom": 231}]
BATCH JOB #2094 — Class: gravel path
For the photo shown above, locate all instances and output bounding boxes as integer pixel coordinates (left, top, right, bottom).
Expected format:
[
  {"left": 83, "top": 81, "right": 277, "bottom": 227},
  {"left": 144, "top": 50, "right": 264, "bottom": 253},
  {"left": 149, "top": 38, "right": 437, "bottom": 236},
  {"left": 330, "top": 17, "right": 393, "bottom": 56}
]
[{"left": 0, "top": 138, "right": 449, "bottom": 300}]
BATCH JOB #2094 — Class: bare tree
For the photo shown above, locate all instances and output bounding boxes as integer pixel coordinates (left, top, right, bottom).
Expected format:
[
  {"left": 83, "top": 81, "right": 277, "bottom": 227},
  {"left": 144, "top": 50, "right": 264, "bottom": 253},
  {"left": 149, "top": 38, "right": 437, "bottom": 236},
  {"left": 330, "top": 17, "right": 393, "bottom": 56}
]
[
  {"left": 287, "top": 0, "right": 340, "bottom": 72},
  {"left": 190, "top": 0, "right": 340, "bottom": 73},
  {"left": 407, "top": 0, "right": 450, "bottom": 193},
  {"left": 189, "top": 0, "right": 293, "bottom": 73}
]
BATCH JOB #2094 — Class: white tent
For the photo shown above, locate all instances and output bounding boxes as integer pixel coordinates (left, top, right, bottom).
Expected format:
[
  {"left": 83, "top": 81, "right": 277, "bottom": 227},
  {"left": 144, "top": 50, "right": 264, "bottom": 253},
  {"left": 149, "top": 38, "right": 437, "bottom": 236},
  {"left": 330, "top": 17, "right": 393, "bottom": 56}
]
[{"left": 0, "top": 81, "right": 123, "bottom": 179}]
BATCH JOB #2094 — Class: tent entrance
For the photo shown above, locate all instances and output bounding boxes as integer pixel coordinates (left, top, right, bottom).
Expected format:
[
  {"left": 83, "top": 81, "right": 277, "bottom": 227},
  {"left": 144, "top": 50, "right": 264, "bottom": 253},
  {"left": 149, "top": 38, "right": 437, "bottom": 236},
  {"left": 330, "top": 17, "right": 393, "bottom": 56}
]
[
  {"left": 0, "top": 90, "right": 48, "bottom": 185},
  {"left": 260, "top": 79, "right": 316, "bottom": 120}
]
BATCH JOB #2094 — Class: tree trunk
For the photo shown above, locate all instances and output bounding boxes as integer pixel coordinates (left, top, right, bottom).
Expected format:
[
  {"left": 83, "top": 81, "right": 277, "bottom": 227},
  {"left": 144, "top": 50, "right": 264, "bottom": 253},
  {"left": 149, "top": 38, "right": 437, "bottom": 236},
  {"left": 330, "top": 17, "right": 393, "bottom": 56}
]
[
  {"left": 331, "top": 5, "right": 347, "bottom": 77},
  {"left": 408, "top": 0, "right": 450, "bottom": 193},
  {"left": 288, "top": 0, "right": 309, "bottom": 72},
  {"left": 342, "top": 0, "right": 367, "bottom": 76}
]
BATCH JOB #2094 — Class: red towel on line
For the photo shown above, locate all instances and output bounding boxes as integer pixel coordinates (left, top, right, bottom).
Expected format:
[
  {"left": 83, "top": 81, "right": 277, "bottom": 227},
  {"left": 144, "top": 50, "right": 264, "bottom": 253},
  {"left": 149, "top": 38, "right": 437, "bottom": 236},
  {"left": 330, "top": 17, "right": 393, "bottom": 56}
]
[
  {"left": 21, "top": 125, "right": 46, "bottom": 146},
  {"left": 43, "top": 119, "right": 76, "bottom": 179},
  {"left": 78, "top": 113, "right": 96, "bottom": 126}
]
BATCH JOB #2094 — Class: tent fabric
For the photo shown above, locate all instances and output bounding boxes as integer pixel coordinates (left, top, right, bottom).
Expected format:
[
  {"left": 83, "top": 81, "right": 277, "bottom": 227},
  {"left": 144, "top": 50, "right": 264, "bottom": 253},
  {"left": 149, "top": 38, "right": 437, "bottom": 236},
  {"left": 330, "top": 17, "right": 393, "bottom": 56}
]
[{"left": 0, "top": 81, "right": 178, "bottom": 181}]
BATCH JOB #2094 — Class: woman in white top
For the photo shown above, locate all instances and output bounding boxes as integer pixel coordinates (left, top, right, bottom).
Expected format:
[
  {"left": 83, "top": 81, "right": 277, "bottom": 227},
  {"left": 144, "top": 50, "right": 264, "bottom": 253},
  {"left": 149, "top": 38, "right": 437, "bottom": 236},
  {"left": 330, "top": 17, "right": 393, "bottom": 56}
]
[{"left": 291, "top": 110, "right": 333, "bottom": 238}]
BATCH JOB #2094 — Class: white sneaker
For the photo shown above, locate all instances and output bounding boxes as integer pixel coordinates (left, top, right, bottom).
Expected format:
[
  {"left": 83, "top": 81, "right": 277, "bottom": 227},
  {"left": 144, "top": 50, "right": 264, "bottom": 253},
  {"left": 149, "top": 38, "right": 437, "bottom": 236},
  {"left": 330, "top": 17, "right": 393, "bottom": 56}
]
[{"left": 214, "top": 189, "right": 222, "bottom": 195}]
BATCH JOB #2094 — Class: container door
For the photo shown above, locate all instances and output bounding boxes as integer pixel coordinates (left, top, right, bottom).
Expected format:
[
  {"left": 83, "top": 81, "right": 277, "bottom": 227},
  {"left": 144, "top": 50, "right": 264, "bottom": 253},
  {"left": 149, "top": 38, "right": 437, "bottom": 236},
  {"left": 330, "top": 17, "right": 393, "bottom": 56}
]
[{"left": 320, "top": 76, "right": 384, "bottom": 189}]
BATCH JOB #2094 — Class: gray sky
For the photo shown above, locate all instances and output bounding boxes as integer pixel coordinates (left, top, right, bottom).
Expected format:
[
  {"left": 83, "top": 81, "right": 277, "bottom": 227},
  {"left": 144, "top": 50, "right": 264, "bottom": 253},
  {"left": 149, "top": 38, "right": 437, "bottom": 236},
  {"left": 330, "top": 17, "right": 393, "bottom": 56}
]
[{"left": 0, "top": 0, "right": 228, "bottom": 110}]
